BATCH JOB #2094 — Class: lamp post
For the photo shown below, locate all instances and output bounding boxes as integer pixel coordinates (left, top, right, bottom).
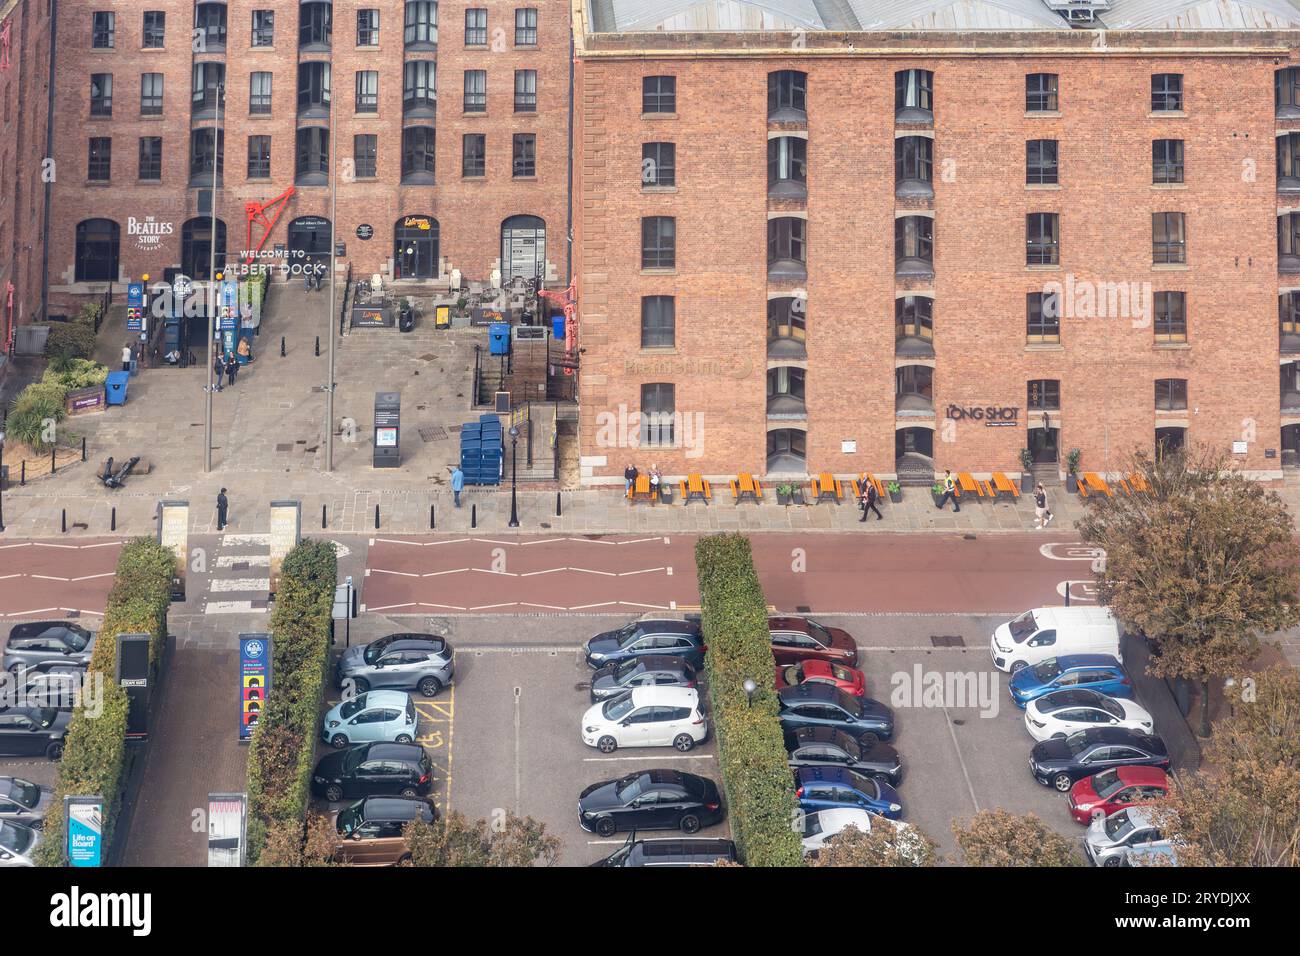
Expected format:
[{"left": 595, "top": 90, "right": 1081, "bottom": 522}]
[
  {"left": 508, "top": 424, "right": 520, "bottom": 528},
  {"left": 325, "top": 103, "right": 338, "bottom": 473},
  {"left": 742, "top": 678, "right": 757, "bottom": 709},
  {"left": 203, "top": 80, "right": 224, "bottom": 474},
  {"left": 0, "top": 428, "right": 7, "bottom": 533}
]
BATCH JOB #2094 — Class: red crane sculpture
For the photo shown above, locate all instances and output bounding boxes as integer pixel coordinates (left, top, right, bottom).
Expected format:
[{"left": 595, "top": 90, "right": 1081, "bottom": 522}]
[{"left": 243, "top": 186, "right": 296, "bottom": 264}]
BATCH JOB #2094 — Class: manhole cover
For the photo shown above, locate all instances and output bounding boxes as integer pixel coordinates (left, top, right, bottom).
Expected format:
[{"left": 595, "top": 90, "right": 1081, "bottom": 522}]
[
  {"left": 232, "top": 562, "right": 249, "bottom": 572},
  {"left": 795, "top": 605, "right": 812, "bottom": 613},
  {"left": 929, "top": 635, "right": 966, "bottom": 647},
  {"left": 275, "top": 443, "right": 292, "bottom": 452},
  {"left": 418, "top": 426, "right": 447, "bottom": 442}
]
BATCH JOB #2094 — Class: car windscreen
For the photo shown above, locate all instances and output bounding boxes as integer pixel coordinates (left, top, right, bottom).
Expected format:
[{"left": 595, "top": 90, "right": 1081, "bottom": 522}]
[
  {"left": 602, "top": 694, "right": 635, "bottom": 722},
  {"left": 1031, "top": 658, "right": 1062, "bottom": 682},
  {"left": 830, "top": 664, "right": 854, "bottom": 682},
  {"left": 343, "top": 748, "right": 366, "bottom": 774},
  {"left": 362, "top": 638, "right": 393, "bottom": 664},
  {"left": 614, "top": 659, "right": 641, "bottom": 681},
  {"left": 0, "top": 822, "right": 34, "bottom": 854},
  {"left": 340, "top": 695, "right": 368, "bottom": 719},
  {"left": 802, "top": 814, "right": 824, "bottom": 838},
  {"left": 1008, "top": 611, "right": 1037, "bottom": 642},
  {"left": 1092, "top": 769, "right": 1123, "bottom": 799},
  {"left": 804, "top": 619, "right": 833, "bottom": 646},
  {"left": 847, "top": 772, "right": 880, "bottom": 799},
  {"left": 616, "top": 625, "right": 645, "bottom": 648},
  {"left": 1065, "top": 732, "right": 1091, "bottom": 756},
  {"left": 615, "top": 774, "right": 647, "bottom": 802},
  {"left": 336, "top": 804, "right": 364, "bottom": 834},
  {"left": 781, "top": 665, "right": 802, "bottom": 685},
  {"left": 60, "top": 628, "right": 91, "bottom": 652},
  {"left": 34, "top": 709, "right": 58, "bottom": 729},
  {"left": 1104, "top": 809, "right": 1135, "bottom": 841},
  {"left": 406, "top": 698, "right": 416, "bottom": 723},
  {"left": 1098, "top": 698, "right": 1124, "bottom": 719}
]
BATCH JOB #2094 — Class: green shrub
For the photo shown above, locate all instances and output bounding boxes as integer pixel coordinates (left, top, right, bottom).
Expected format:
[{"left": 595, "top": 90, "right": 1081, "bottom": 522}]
[
  {"left": 5, "top": 384, "right": 67, "bottom": 449},
  {"left": 42, "top": 321, "right": 98, "bottom": 361},
  {"left": 44, "top": 357, "right": 109, "bottom": 391},
  {"left": 36, "top": 538, "right": 174, "bottom": 866},
  {"left": 695, "top": 534, "right": 803, "bottom": 867}
]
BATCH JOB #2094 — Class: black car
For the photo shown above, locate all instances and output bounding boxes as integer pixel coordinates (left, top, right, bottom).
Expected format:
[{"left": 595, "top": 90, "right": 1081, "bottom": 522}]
[
  {"left": 0, "top": 708, "right": 69, "bottom": 759},
  {"left": 589, "top": 655, "right": 696, "bottom": 702},
  {"left": 578, "top": 769, "right": 724, "bottom": 838},
  {"left": 592, "top": 836, "right": 737, "bottom": 867},
  {"left": 311, "top": 742, "right": 434, "bottom": 803},
  {"left": 777, "top": 684, "right": 895, "bottom": 745},
  {"left": 785, "top": 726, "right": 904, "bottom": 786},
  {"left": 1029, "top": 727, "right": 1170, "bottom": 792},
  {"left": 584, "top": 615, "right": 705, "bottom": 669}
]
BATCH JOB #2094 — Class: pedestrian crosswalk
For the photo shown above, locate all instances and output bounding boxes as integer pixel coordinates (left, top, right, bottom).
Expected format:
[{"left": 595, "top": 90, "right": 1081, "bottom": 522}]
[{"left": 201, "top": 534, "right": 271, "bottom": 616}]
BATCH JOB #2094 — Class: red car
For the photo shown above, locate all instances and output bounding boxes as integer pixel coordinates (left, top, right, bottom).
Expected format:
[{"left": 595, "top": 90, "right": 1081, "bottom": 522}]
[
  {"left": 774, "top": 660, "right": 866, "bottom": 697},
  {"left": 1067, "top": 765, "right": 1169, "bottom": 824},
  {"left": 768, "top": 617, "right": 859, "bottom": 667}
]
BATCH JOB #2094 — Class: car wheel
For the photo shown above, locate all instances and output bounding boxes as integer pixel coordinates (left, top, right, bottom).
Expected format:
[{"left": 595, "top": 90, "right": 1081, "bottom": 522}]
[
  {"left": 1010, "top": 661, "right": 1027, "bottom": 674},
  {"left": 400, "top": 787, "right": 418, "bottom": 798},
  {"left": 352, "top": 678, "right": 370, "bottom": 694},
  {"left": 1050, "top": 732, "right": 1066, "bottom": 740},
  {"left": 418, "top": 677, "right": 443, "bottom": 698},
  {"left": 6, "top": 663, "right": 22, "bottom": 675},
  {"left": 1103, "top": 855, "right": 1123, "bottom": 867},
  {"left": 680, "top": 814, "right": 701, "bottom": 835},
  {"left": 395, "top": 734, "right": 413, "bottom": 744},
  {"left": 673, "top": 734, "right": 695, "bottom": 753},
  {"left": 330, "top": 734, "right": 349, "bottom": 749},
  {"left": 46, "top": 741, "right": 64, "bottom": 760},
  {"left": 324, "top": 784, "right": 344, "bottom": 802},
  {"left": 597, "top": 735, "right": 618, "bottom": 754},
  {"left": 1053, "top": 773, "right": 1074, "bottom": 792},
  {"left": 856, "top": 733, "right": 879, "bottom": 747},
  {"left": 596, "top": 817, "right": 617, "bottom": 838}
]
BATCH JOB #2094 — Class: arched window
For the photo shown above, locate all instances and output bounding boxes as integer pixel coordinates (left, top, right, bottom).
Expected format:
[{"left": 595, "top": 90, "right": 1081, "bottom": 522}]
[
  {"left": 502, "top": 215, "right": 545, "bottom": 279},
  {"left": 74, "top": 219, "right": 120, "bottom": 283},
  {"left": 393, "top": 215, "right": 440, "bottom": 279}
]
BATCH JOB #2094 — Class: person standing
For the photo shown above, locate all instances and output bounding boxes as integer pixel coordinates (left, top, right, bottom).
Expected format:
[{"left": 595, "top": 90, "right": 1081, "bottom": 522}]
[
  {"left": 225, "top": 352, "right": 239, "bottom": 387},
  {"left": 216, "top": 488, "right": 230, "bottom": 531},
  {"left": 212, "top": 351, "right": 224, "bottom": 391},
  {"left": 1034, "top": 483, "right": 1054, "bottom": 529},
  {"left": 860, "top": 480, "right": 883, "bottom": 522},
  {"left": 624, "top": 463, "right": 638, "bottom": 496},
  {"left": 121, "top": 343, "right": 133, "bottom": 372},
  {"left": 451, "top": 465, "right": 464, "bottom": 507},
  {"left": 937, "top": 469, "right": 960, "bottom": 513}
]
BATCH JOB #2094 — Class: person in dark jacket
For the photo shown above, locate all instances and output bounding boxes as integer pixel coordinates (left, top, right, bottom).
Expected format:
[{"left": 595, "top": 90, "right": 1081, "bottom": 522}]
[
  {"left": 225, "top": 353, "right": 239, "bottom": 387},
  {"left": 216, "top": 488, "right": 230, "bottom": 531},
  {"left": 860, "top": 481, "right": 883, "bottom": 522},
  {"left": 212, "top": 351, "right": 224, "bottom": 391}
]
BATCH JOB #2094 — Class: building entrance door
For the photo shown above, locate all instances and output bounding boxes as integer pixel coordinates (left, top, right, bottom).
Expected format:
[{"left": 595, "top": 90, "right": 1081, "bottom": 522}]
[
  {"left": 1028, "top": 426, "right": 1059, "bottom": 464},
  {"left": 393, "top": 216, "right": 439, "bottom": 279}
]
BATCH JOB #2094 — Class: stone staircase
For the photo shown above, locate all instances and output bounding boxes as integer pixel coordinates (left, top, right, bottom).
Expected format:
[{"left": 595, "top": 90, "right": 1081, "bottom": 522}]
[{"left": 895, "top": 452, "right": 936, "bottom": 486}]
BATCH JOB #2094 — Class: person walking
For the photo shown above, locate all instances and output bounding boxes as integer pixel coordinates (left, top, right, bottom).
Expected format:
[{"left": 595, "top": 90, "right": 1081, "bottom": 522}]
[
  {"left": 624, "top": 463, "right": 638, "bottom": 497},
  {"left": 216, "top": 488, "right": 230, "bottom": 531},
  {"left": 1034, "top": 483, "right": 1054, "bottom": 529},
  {"left": 451, "top": 465, "right": 464, "bottom": 508},
  {"left": 121, "top": 343, "right": 133, "bottom": 372},
  {"left": 860, "top": 480, "right": 883, "bottom": 522},
  {"left": 212, "top": 351, "right": 224, "bottom": 391},
  {"left": 225, "top": 352, "right": 239, "bottom": 387},
  {"left": 936, "top": 469, "right": 960, "bottom": 513}
]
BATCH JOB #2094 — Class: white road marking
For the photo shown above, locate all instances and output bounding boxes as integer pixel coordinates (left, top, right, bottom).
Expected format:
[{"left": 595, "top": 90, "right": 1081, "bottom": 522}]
[
  {"left": 204, "top": 600, "right": 261, "bottom": 614},
  {"left": 210, "top": 578, "right": 270, "bottom": 592},
  {"left": 940, "top": 701, "right": 982, "bottom": 814},
  {"left": 221, "top": 534, "right": 270, "bottom": 546},
  {"left": 215, "top": 554, "right": 269, "bottom": 568},
  {"left": 582, "top": 754, "right": 716, "bottom": 762}
]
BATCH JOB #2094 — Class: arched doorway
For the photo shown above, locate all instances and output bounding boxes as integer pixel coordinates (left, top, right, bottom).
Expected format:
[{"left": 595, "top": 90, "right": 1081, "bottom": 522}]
[
  {"left": 74, "top": 219, "right": 120, "bottom": 283},
  {"left": 501, "top": 215, "right": 545, "bottom": 280},
  {"left": 393, "top": 216, "right": 439, "bottom": 279},
  {"left": 181, "top": 217, "right": 227, "bottom": 280},
  {"left": 767, "top": 428, "right": 806, "bottom": 473},
  {"left": 1027, "top": 425, "right": 1059, "bottom": 464},
  {"left": 288, "top": 216, "right": 332, "bottom": 271}
]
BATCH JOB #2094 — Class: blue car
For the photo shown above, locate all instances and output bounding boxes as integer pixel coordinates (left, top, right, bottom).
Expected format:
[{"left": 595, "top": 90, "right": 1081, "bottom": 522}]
[
  {"left": 794, "top": 766, "right": 903, "bottom": 820},
  {"left": 584, "top": 615, "right": 705, "bottom": 669},
  {"left": 1008, "top": 654, "right": 1131, "bottom": 709}
]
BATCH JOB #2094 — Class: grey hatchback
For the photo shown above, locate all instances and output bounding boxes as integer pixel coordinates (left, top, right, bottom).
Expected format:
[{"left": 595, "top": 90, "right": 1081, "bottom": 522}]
[
  {"left": 335, "top": 633, "right": 453, "bottom": 698},
  {"left": 3, "top": 622, "right": 96, "bottom": 674}
]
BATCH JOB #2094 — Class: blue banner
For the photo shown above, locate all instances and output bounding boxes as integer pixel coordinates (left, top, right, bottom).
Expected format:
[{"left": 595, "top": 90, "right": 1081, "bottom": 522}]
[
  {"left": 127, "top": 283, "right": 144, "bottom": 308},
  {"left": 239, "top": 634, "right": 272, "bottom": 742},
  {"left": 66, "top": 798, "right": 103, "bottom": 867}
]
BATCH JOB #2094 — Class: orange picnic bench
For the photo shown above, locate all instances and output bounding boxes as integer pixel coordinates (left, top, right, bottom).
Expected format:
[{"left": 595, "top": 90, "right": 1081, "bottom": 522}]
[
  {"left": 957, "top": 472, "right": 996, "bottom": 500},
  {"left": 810, "top": 473, "right": 844, "bottom": 503},
  {"left": 680, "top": 473, "right": 712, "bottom": 504},
  {"left": 991, "top": 472, "right": 1020, "bottom": 499},
  {"left": 729, "top": 473, "right": 763, "bottom": 503}
]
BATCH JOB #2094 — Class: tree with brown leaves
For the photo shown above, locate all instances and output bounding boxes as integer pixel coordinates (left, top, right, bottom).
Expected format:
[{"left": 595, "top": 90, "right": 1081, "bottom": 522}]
[
  {"left": 405, "top": 810, "right": 561, "bottom": 867},
  {"left": 952, "top": 809, "right": 1082, "bottom": 866},
  {"left": 807, "top": 821, "right": 941, "bottom": 867}
]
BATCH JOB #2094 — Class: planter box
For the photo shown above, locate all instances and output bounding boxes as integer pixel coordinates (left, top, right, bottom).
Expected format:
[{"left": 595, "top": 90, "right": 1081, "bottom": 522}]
[
  {"left": 888, "top": 489, "right": 903, "bottom": 504},
  {"left": 932, "top": 493, "right": 946, "bottom": 509},
  {"left": 777, "top": 491, "right": 792, "bottom": 506},
  {"left": 1066, "top": 475, "right": 1079, "bottom": 493},
  {"left": 66, "top": 386, "right": 106, "bottom": 416},
  {"left": 1021, "top": 473, "right": 1035, "bottom": 493},
  {"left": 791, "top": 489, "right": 805, "bottom": 505}
]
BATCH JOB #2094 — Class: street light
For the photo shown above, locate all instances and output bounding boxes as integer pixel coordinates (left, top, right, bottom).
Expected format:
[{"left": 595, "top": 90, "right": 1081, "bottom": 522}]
[
  {"left": 0, "top": 428, "right": 7, "bottom": 533},
  {"left": 508, "top": 424, "right": 520, "bottom": 528},
  {"left": 742, "top": 678, "right": 757, "bottom": 708},
  {"left": 203, "top": 81, "right": 225, "bottom": 474}
]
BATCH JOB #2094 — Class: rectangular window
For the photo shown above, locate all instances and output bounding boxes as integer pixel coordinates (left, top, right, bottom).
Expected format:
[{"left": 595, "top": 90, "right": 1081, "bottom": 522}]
[
  {"left": 642, "top": 217, "right": 676, "bottom": 269},
  {"left": 1154, "top": 291, "right": 1187, "bottom": 343},
  {"left": 514, "top": 70, "right": 537, "bottom": 111},
  {"left": 1155, "top": 378, "right": 1188, "bottom": 411},
  {"left": 404, "top": 1, "right": 438, "bottom": 46},
  {"left": 512, "top": 133, "right": 535, "bottom": 177},
  {"left": 252, "top": 10, "right": 275, "bottom": 47},
  {"left": 642, "top": 142, "right": 676, "bottom": 187},
  {"left": 355, "top": 71, "right": 378, "bottom": 113},
  {"left": 140, "top": 73, "right": 163, "bottom": 116},
  {"left": 353, "top": 134, "right": 377, "bottom": 178},
  {"left": 641, "top": 296, "right": 675, "bottom": 349},
  {"left": 1153, "top": 139, "right": 1184, "bottom": 184},
  {"left": 463, "top": 70, "right": 486, "bottom": 112},
  {"left": 138, "top": 136, "right": 162, "bottom": 180},
  {"left": 1026, "top": 292, "right": 1060, "bottom": 344},
  {"left": 1026, "top": 73, "right": 1058, "bottom": 112},
  {"left": 1026, "top": 139, "right": 1058, "bottom": 185},
  {"left": 642, "top": 76, "right": 676, "bottom": 114},
  {"left": 92, "top": 11, "right": 115, "bottom": 49},
  {"left": 250, "top": 72, "right": 272, "bottom": 114},
  {"left": 1153, "top": 212, "right": 1186, "bottom": 264},
  {"left": 462, "top": 133, "right": 485, "bottom": 177},
  {"left": 465, "top": 9, "right": 487, "bottom": 45},
  {"left": 88, "top": 137, "right": 111, "bottom": 181},
  {"left": 640, "top": 384, "right": 676, "bottom": 447},
  {"left": 515, "top": 8, "right": 538, "bottom": 45},
  {"left": 1152, "top": 74, "right": 1183, "bottom": 112},
  {"left": 143, "top": 11, "right": 165, "bottom": 48},
  {"left": 1027, "top": 379, "right": 1061, "bottom": 411},
  {"left": 1026, "top": 212, "right": 1059, "bottom": 266},
  {"left": 247, "top": 135, "right": 271, "bottom": 179},
  {"left": 357, "top": 9, "right": 379, "bottom": 46},
  {"left": 90, "top": 74, "right": 113, "bottom": 116}
]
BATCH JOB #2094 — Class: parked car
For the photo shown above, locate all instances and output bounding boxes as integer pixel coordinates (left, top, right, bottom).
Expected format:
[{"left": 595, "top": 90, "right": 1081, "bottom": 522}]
[
  {"left": 794, "top": 766, "right": 903, "bottom": 820},
  {"left": 777, "top": 684, "right": 894, "bottom": 745},
  {"left": 769, "top": 616, "right": 858, "bottom": 667},
  {"left": 584, "top": 614, "right": 705, "bottom": 669},
  {"left": 320, "top": 690, "right": 418, "bottom": 749},
  {"left": 9, "top": 665, "right": 87, "bottom": 711},
  {"left": 331, "top": 796, "right": 436, "bottom": 866},
  {"left": 990, "top": 606, "right": 1120, "bottom": 673},
  {"left": 334, "top": 633, "right": 453, "bottom": 698},
  {"left": 1123, "top": 842, "right": 1182, "bottom": 867},
  {"left": 589, "top": 655, "right": 696, "bottom": 703},
  {"left": 578, "top": 769, "right": 724, "bottom": 837},
  {"left": 775, "top": 659, "right": 866, "bottom": 697},
  {"left": 1008, "top": 654, "right": 1132, "bottom": 708},
  {"left": 1024, "top": 688, "right": 1154, "bottom": 742},
  {"left": 0, "top": 708, "right": 69, "bottom": 760},
  {"left": 785, "top": 726, "right": 903, "bottom": 786},
  {"left": 1029, "top": 728, "right": 1170, "bottom": 792},
  {"left": 2, "top": 622, "right": 96, "bottom": 674},
  {"left": 1068, "top": 766, "right": 1170, "bottom": 825},
  {"left": 1084, "top": 806, "right": 1179, "bottom": 867},
  {"left": 580, "top": 686, "right": 707, "bottom": 754},
  {"left": 592, "top": 836, "right": 737, "bottom": 868},
  {"left": 311, "top": 742, "right": 434, "bottom": 803},
  {"left": 0, "top": 820, "right": 40, "bottom": 867},
  {"left": 798, "top": 808, "right": 925, "bottom": 861},
  {"left": 0, "top": 777, "right": 54, "bottom": 829}
]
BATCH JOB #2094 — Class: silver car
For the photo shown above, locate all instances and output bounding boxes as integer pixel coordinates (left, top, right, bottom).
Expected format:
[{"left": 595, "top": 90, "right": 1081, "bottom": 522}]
[
  {"left": 335, "top": 634, "right": 453, "bottom": 698},
  {"left": 2, "top": 622, "right": 96, "bottom": 674},
  {"left": 1084, "top": 806, "right": 1174, "bottom": 867},
  {"left": 0, "top": 778, "right": 54, "bottom": 829}
]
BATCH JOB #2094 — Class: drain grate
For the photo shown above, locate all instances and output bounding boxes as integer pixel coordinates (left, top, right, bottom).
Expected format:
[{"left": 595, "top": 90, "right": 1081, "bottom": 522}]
[
  {"left": 795, "top": 605, "right": 812, "bottom": 614},
  {"left": 275, "top": 443, "right": 292, "bottom": 452},
  {"left": 418, "top": 426, "right": 448, "bottom": 442},
  {"left": 929, "top": 635, "right": 966, "bottom": 648}
]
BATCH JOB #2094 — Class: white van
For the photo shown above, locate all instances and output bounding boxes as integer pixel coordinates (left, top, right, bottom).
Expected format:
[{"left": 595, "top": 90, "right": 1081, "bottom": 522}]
[{"left": 989, "top": 606, "right": 1120, "bottom": 673}]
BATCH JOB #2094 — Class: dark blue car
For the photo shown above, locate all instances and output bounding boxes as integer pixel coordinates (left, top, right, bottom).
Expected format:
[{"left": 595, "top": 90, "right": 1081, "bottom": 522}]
[
  {"left": 584, "top": 616, "right": 705, "bottom": 669},
  {"left": 1009, "top": 654, "right": 1130, "bottom": 709},
  {"left": 794, "top": 766, "right": 903, "bottom": 820}
]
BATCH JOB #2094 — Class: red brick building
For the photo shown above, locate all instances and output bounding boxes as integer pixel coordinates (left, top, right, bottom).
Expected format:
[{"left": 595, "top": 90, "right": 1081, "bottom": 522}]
[
  {"left": 572, "top": 0, "right": 1300, "bottom": 487},
  {"left": 42, "top": 0, "right": 570, "bottom": 311}
]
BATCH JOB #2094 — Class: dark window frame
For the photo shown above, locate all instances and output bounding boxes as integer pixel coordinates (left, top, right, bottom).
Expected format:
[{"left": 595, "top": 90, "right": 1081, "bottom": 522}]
[
  {"left": 1026, "top": 73, "right": 1059, "bottom": 112},
  {"left": 1155, "top": 378, "right": 1188, "bottom": 411},
  {"left": 352, "top": 134, "right": 377, "bottom": 178},
  {"left": 640, "top": 295, "right": 675, "bottom": 349},
  {"left": 138, "top": 136, "right": 162, "bottom": 180},
  {"left": 465, "top": 8, "right": 487, "bottom": 46},
  {"left": 1152, "top": 73, "right": 1183, "bottom": 112},
  {"left": 767, "top": 70, "right": 807, "bottom": 120},
  {"left": 512, "top": 133, "right": 536, "bottom": 178},
  {"left": 1153, "top": 139, "right": 1184, "bottom": 185},
  {"left": 462, "top": 133, "right": 485, "bottom": 177},
  {"left": 1026, "top": 291, "right": 1061, "bottom": 343},
  {"left": 247, "top": 134, "right": 271, "bottom": 179},
  {"left": 356, "top": 70, "right": 379, "bottom": 113},
  {"left": 1027, "top": 379, "right": 1061, "bottom": 411},
  {"left": 642, "top": 141, "right": 676, "bottom": 188},
  {"left": 90, "top": 73, "right": 113, "bottom": 117},
  {"left": 1153, "top": 212, "right": 1187, "bottom": 264},
  {"left": 142, "top": 11, "right": 166, "bottom": 48},
  {"left": 642, "top": 75, "right": 676, "bottom": 114},
  {"left": 140, "top": 73, "right": 164, "bottom": 116},
  {"left": 515, "top": 8, "right": 538, "bottom": 45},
  {"left": 249, "top": 71, "right": 272, "bottom": 114},
  {"left": 357, "top": 8, "right": 380, "bottom": 46},
  {"left": 1027, "top": 212, "right": 1060, "bottom": 266},
  {"left": 640, "top": 383, "right": 676, "bottom": 447},
  {"left": 92, "top": 10, "right": 115, "bottom": 49},
  {"left": 463, "top": 70, "right": 487, "bottom": 112},
  {"left": 251, "top": 10, "right": 275, "bottom": 47},
  {"left": 400, "top": 125, "right": 436, "bottom": 183},
  {"left": 1153, "top": 291, "right": 1187, "bottom": 343},
  {"left": 641, "top": 216, "right": 676, "bottom": 270},
  {"left": 87, "top": 136, "right": 112, "bottom": 181},
  {"left": 1027, "top": 139, "right": 1059, "bottom": 185}
]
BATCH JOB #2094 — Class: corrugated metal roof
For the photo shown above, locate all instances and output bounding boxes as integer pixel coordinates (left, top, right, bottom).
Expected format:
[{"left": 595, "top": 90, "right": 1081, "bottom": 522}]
[
  {"left": 1102, "top": 0, "right": 1300, "bottom": 29},
  {"left": 848, "top": 0, "right": 1068, "bottom": 30}
]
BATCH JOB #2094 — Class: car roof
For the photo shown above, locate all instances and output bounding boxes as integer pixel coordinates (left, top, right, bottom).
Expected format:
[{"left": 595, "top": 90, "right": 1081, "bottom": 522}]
[
  {"left": 1113, "top": 806, "right": 1161, "bottom": 829},
  {"left": 796, "top": 766, "right": 859, "bottom": 786},
  {"left": 351, "top": 690, "right": 410, "bottom": 707},
  {"left": 642, "top": 769, "right": 687, "bottom": 786},
  {"left": 779, "top": 683, "right": 853, "bottom": 706},
  {"left": 1114, "top": 765, "right": 1169, "bottom": 786},
  {"left": 623, "top": 655, "right": 692, "bottom": 671},
  {"left": 1055, "top": 654, "right": 1124, "bottom": 669},
  {"left": 792, "top": 725, "right": 855, "bottom": 748},
  {"left": 362, "top": 742, "right": 425, "bottom": 762},
  {"left": 7, "top": 621, "right": 90, "bottom": 639},
  {"left": 1080, "top": 728, "right": 1166, "bottom": 752},
  {"left": 1037, "top": 688, "right": 1108, "bottom": 708},
  {"left": 628, "top": 686, "right": 698, "bottom": 706},
  {"left": 632, "top": 838, "right": 735, "bottom": 859},
  {"left": 809, "top": 807, "right": 874, "bottom": 829},
  {"left": 385, "top": 635, "right": 447, "bottom": 650},
  {"left": 360, "top": 797, "right": 433, "bottom": 821}
]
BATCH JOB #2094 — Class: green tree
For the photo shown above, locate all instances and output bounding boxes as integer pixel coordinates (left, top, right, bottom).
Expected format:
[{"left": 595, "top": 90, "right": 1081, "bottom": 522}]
[
  {"left": 1077, "top": 448, "right": 1300, "bottom": 736},
  {"left": 808, "top": 821, "right": 941, "bottom": 867},
  {"left": 952, "top": 809, "right": 1081, "bottom": 867},
  {"left": 405, "top": 811, "right": 561, "bottom": 867}
]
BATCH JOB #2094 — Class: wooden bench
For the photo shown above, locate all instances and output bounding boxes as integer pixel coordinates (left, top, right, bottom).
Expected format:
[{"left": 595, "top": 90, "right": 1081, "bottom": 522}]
[
  {"left": 1083, "top": 472, "right": 1113, "bottom": 498},
  {"left": 811, "top": 473, "right": 843, "bottom": 503},
  {"left": 627, "top": 474, "right": 657, "bottom": 504},
  {"left": 853, "top": 473, "right": 887, "bottom": 501},
  {"left": 729, "top": 473, "right": 762, "bottom": 503},
  {"left": 957, "top": 473, "right": 990, "bottom": 499},
  {"left": 991, "top": 472, "right": 1019, "bottom": 499},
  {"left": 680, "top": 474, "right": 711, "bottom": 504},
  {"left": 1128, "top": 473, "right": 1151, "bottom": 494}
]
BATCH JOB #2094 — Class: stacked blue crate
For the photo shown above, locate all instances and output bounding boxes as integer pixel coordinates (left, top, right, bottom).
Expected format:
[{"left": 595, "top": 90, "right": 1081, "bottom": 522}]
[{"left": 458, "top": 416, "right": 504, "bottom": 485}]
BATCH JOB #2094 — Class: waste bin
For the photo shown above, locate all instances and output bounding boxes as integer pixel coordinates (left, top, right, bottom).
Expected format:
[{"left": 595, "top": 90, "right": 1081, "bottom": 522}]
[
  {"left": 399, "top": 302, "right": 416, "bottom": 333},
  {"left": 105, "top": 371, "right": 130, "bottom": 406},
  {"left": 551, "top": 315, "right": 566, "bottom": 341},
  {"left": 488, "top": 322, "right": 511, "bottom": 356}
]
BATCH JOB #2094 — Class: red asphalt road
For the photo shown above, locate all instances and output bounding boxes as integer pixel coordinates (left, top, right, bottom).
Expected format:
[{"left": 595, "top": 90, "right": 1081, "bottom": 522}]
[
  {"left": 362, "top": 533, "right": 1102, "bottom": 614},
  {"left": 0, "top": 538, "right": 123, "bottom": 618}
]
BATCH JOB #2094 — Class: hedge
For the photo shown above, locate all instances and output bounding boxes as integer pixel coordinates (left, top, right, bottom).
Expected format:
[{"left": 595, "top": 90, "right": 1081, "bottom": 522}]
[
  {"left": 246, "top": 539, "right": 337, "bottom": 864},
  {"left": 36, "top": 538, "right": 174, "bottom": 866},
  {"left": 695, "top": 533, "right": 804, "bottom": 867}
]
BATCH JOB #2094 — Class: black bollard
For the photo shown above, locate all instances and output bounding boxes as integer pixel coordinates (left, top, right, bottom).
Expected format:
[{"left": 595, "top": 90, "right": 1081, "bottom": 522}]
[
  {"left": 51, "top": 445, "right": 56, "bottom": 474},
  {"left": 81, "top": 437, "right": 87, "bottom": 462},
  {"left": 111, "top": 507, "right": 116, "bottom": 532},
  {"left": 281, "top": 336, "right": 286, "bottom": 357},
  {"left": 556, "top": 491, "right": 562, "bottom": 516},
  {"left": 61, "top": 509, "right": 66, "bottom": 533},
  {"left": 20, "top": 460, "right": 25, "bottom": 486},
  {"left": 314, "top": 336, "right": 320, "bottom": 357},
  {"left": 471, "top": 504, "right": 477, "bottom": 529},
  {"left": 430, "top": 504, "right": 435, "bottom": 530},
  {"left": 374, "top": 504, "right": 380, "bottom": 529},
  {"left": 322, "top": 504, "right": 328, "bottom": 529}
]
